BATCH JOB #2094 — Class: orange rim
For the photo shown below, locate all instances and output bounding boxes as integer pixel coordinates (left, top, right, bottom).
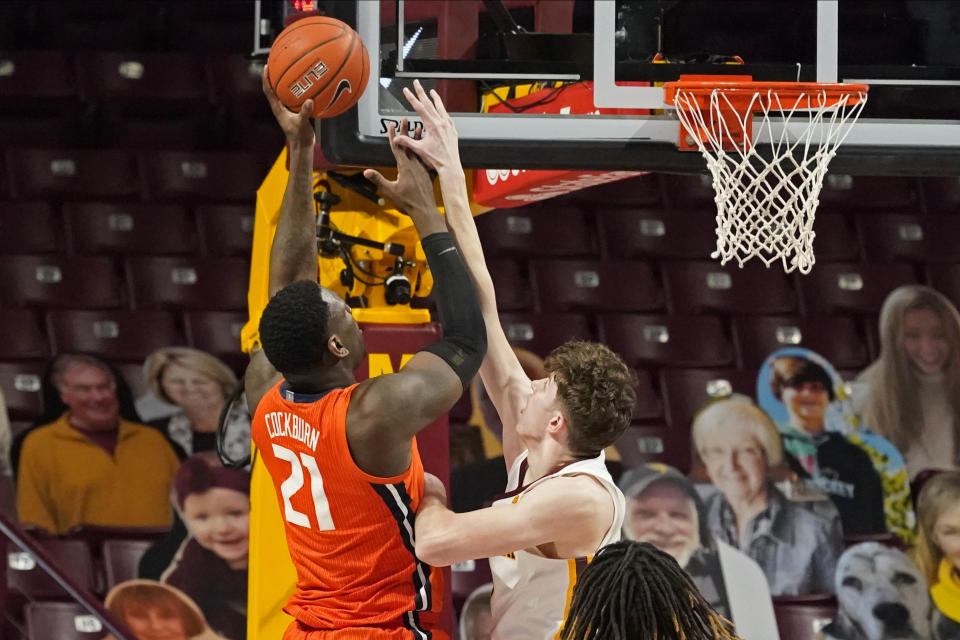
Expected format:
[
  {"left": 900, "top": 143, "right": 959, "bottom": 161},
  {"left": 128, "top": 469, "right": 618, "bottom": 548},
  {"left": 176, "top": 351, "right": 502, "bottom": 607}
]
[{"left": 663, "top": 80, "right": 869, "bottom": 111}]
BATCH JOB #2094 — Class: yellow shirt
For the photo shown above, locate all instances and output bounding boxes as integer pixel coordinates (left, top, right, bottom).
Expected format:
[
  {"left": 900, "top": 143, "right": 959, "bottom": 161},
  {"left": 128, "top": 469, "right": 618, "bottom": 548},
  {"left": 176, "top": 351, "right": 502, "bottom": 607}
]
[
  {"left": 17, "top": 414, "right": 180, "bottom": 535},
  {"left": 932, "top": 558, "right": 960, "bottom": 624}
]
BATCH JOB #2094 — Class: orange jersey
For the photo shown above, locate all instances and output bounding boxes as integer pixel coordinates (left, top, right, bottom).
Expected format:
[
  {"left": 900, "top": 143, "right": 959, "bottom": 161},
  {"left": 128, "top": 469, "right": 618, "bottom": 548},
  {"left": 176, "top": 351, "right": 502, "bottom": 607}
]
[{"left": 251, "top": 381, "right": 445, "bottom": 639}]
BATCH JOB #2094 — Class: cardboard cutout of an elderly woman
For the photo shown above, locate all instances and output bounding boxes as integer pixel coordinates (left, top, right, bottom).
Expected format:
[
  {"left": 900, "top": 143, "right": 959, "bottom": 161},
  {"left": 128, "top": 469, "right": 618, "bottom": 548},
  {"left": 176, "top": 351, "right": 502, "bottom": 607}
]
[{"left": 756, "top": 347, "right": 914, "bottom": 541}]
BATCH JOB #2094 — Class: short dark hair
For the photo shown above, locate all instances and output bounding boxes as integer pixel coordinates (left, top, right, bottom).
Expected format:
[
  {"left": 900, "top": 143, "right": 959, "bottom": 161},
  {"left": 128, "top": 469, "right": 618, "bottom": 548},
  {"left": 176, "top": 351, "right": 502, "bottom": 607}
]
[
  {"left": 259, "top": 280, "right": 330, "bottom": 375},
  {"left": 559, "top": 541, "right": 739, "bottom": 640},
  {"left": 770, "top": 356, "right": 835, "bottom": 402},
  {"left": 544, "top": 341, "right": 636, "bottom": 458}
]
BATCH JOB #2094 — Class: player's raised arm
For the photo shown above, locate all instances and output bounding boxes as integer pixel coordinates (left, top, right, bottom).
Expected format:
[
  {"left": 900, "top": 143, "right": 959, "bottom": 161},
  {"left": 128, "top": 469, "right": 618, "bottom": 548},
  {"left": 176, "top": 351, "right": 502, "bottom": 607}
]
[
  {"left": 393, "top": 81, "right": 530, "bottom": 469},
  {"left": 350, "top": 123, "right": 487, "bottom": 476}
]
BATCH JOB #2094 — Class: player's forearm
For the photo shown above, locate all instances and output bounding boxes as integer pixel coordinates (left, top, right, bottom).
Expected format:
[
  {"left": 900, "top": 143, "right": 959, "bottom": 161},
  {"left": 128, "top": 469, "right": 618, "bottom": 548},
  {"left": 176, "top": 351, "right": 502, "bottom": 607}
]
[
  {"left": 268, "top": 142, "right": 317, "bottom": 296},
  {"left": 415, "top": 497, "right": 474, "bottom": 567}
]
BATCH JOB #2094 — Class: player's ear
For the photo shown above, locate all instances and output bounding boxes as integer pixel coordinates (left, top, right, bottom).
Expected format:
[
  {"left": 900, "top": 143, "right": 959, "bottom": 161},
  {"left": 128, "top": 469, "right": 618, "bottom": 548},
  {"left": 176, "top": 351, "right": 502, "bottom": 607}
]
[
  {"left": 327, "top": 333, "right": 350, "bottom": 359},
  {"left": 546, "top": 411, "right": 566, "bottom": 435}
]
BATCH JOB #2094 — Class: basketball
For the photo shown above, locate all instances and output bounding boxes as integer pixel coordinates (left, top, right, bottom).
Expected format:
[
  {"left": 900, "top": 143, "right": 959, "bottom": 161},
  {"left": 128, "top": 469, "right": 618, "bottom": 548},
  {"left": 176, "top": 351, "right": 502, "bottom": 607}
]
[{"left": 267, "top": 16, "right": 370, "bottom": 119}]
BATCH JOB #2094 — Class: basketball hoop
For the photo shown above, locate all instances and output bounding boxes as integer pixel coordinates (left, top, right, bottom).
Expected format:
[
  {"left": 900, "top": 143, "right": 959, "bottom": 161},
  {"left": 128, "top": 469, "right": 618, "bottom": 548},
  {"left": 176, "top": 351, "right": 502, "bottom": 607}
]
[{"left": 663, "top": 77, "right": 868, "bottom": 274}]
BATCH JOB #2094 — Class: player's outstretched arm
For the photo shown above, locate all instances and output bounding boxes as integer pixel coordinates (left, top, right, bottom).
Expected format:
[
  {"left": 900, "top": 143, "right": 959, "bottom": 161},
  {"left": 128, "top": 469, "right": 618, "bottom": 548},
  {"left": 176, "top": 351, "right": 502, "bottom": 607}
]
[
  {"left": 414, "top": 472, "right": 613, "bottom": 567},
  {"left": 350, "top": 123, "right": 487, "bottom": 477},
  {"left": 393, "top": 80, "right": 530, "bottom": 470},
  {"left": 245, "top": 68, "right": 319, "bottom": 413}
]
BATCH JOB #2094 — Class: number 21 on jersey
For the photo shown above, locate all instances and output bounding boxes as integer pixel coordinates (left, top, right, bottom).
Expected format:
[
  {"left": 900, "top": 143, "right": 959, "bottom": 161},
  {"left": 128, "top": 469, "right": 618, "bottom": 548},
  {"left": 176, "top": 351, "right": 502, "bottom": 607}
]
[{"left": 272, "top": 444, "right": 335, "bottom": 530}]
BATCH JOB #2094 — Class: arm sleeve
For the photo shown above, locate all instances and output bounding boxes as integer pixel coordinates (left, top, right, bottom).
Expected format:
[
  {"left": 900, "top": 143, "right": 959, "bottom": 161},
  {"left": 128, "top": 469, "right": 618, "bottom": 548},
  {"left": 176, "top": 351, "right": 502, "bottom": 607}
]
[
  {"left": 16, "top": 435, "right": 58, "bottom": 534},
  {"left": 419, "top": 232, "right": 487, "bottom": 388}
]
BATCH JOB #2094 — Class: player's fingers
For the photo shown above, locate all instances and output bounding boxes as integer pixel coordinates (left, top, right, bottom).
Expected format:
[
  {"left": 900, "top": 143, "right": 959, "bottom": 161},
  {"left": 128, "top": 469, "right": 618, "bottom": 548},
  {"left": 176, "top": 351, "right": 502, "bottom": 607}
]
[
  {"left": 401, "top": 87, "right": 432, "bottom": 122},
  {"left": 429, "top": 89, "right": 449, "bottom": 119},
  {"left": 299, "top": 99, "right": 314, "bottom": 121},
  {"left": 362, "top": 168, "right": 390, "bottom": 189},
  {"left": 386, "top": 121, "right": 396, "bottom": 145},
  {"left": 412, "top": 80, "right": 439, "bottom": 118}
]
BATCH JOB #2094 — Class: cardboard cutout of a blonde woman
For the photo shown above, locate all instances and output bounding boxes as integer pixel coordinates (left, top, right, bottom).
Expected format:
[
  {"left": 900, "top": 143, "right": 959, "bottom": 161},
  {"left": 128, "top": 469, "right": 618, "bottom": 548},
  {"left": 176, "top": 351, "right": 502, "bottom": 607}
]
[
  {"left": 103, "top": 579, "right": 225, "bottom": 640},
  {"left": 756, "top": 347, "right": 914, "bottom": 542}
]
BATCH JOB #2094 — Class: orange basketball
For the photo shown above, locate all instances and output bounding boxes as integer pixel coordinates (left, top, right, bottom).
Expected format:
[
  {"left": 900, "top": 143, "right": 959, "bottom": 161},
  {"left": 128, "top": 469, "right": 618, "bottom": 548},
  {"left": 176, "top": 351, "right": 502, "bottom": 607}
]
[{"left": 267, "top": 16, "right": 370, "bottom": 119}]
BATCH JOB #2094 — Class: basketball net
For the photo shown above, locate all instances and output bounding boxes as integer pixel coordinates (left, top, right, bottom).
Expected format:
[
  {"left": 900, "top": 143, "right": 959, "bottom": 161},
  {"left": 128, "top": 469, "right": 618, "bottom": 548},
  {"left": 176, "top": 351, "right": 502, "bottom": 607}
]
[{"left": 666, "top": 81, "right": 868, "bottom": 274}]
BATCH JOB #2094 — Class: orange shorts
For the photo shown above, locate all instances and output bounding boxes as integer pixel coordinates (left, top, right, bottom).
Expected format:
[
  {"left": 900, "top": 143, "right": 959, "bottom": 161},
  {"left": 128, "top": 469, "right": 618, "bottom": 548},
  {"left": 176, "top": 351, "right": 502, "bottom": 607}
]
[{"left": 283, "top": 620, "right": 450, "bottom": 640}]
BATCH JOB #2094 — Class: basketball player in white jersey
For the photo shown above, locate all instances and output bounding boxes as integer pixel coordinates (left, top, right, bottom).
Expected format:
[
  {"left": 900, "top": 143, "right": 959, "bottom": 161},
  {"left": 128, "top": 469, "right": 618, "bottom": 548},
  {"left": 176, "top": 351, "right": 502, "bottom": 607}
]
[{"left": 365, "top": 81, "right": 637, "bottom": 639}]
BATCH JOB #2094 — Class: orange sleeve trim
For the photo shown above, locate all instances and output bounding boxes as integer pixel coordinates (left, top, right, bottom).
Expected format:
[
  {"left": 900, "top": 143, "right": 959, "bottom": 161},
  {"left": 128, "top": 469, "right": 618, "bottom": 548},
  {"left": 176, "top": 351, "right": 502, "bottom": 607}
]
[{"left": 554, "top": 558, "right": 578, "bottom": 640}]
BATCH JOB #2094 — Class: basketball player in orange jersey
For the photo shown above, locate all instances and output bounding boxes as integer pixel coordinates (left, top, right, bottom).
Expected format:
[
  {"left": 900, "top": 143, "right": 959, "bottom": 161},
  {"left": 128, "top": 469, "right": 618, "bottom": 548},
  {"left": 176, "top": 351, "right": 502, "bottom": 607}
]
[
  {"left": 368, "top": 81, "right": 636, "bottom": 639},
  {"left": 245, "top": 70, "right": 486, "bottom": 640}
]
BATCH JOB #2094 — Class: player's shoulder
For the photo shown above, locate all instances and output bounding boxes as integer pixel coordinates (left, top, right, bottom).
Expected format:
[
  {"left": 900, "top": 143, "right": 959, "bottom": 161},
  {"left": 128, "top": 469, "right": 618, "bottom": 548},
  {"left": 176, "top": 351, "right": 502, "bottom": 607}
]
[{"left": 525, "top": 473, "right": 613, "bottom": 514}]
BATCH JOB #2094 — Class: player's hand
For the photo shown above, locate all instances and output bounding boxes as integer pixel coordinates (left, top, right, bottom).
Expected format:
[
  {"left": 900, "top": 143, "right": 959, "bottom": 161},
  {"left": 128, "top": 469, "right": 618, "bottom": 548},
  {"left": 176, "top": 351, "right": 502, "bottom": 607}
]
[
  {"left": 363, "top": 118, "right": 439, "bottom": 224},
  {"left": 392, "top": 80, "right": 461, "bottom": 173},
  {"left": 422, "top": 472, "right": 448, "bottom": 505},
  {"left": 262, "top": 65, "right": 316, "bottom": 148}
]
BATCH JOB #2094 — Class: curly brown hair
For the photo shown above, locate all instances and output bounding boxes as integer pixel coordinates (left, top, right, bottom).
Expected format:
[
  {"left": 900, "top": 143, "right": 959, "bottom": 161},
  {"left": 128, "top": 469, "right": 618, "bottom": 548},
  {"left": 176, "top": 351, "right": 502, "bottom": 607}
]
[{"left": 544, "top": 341, "right": 636, "bottom": 458}]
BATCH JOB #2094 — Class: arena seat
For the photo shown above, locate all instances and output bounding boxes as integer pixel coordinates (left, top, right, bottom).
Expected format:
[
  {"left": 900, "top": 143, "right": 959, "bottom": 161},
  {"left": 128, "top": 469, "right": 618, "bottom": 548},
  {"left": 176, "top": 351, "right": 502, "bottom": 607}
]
[
  {"left": 659, "top": 368, "right": 756, "bottom": 431},
  {"left": 0, "top": 203, "right": 62, "bottom": 254},
  {"left": 772, "top": 596, "right": 838, "bottom": 640},
  {"left": 7, "top": 149, "right": 139, "bottom": 200},
  {"left": 183, "top": 311, "right": 247, "bottom": 365},
  {"left": 497, "top": 312, "right": 591, "bottom": 357},
  {"left": 927, "top": 264, "right": 960, "bottom": 310},
  {"left": 101, "top": 539, "right": 153, "bottom": 590},
  {"left": 532, "top": 259, "right": 662, "bottom": 312},
  {"left": 598, "top": 313, "right": 734, "bottom": 368},
  {"left": 921, "top": 176, "right": 960, "bottom": 214},
  {"left": 859, "top": 213, "right": 960, "bottom": 263},
  {"left": 125, "top": 256, "right": 249, "bottom": 311},
  {"left": 0, "top": 255, "right": 124, "bottom": 309},
  {"left": 662, "top": 261, "right": 797, "bottom": 315},
  {"left": 25, "top": 601, "right": 109, "bottom": 640},
  {"left": 46, "top": 310, "right": 183, "bottom": 362},
  {"left": 810, "top": 213, "right": 861, "bottom": 262},
  {"left": 597, "top": 208, "right": 715, "bottom": 260},
  {"left": 733, "top": 315, "right": 869, "bottom": 371},
  {"left": 0, "top": 51, "right": 77, "bottom": 111},
  {"left": 6, "top": 538, "right": 97, "bottom": 603},
  {"left": 631, "top": 368, "right": 663, "bottom": 422},
  {"left": 166, "top": 1, "right": 257, "bottom": 52},
  {"left": 0, "top": 362, "right": 44, "bottom": 420},
  {"left": 662, "top": 174, "right": 715, "bottom": 209},
  {"left": 798, "top": 262, "right": 918, "bottom": 315},
  {"left": 0, "top": 311, "right": 49, "bottom": 361},
  {"left": 818, "top": 175, "right": 921, "bottom": 212},
  {"left": 196, "top": 204, "right": 255, "bottom": 257},
  {"left": 65, "top": 203, "right": 198, "bottom": 255},
  {"left": 487, "top": 259, "right": 534, "bottom": 311},
  {"left": 567, "top": 173, "right": 663, "bottom": 209},
  {"left": 475, "top": 205, "right": 598, "bottom": 258},
  {"left": 97, "top": 111, "right": 218, "bottom": 150},
  {"left": 77, "top": 52, "right": 211, "bottom": 115},
  {"left": 138, "top": 150, "right": 262, "bottom": 202},
  {"left": 208, "top": 55, "right": 271, "bottom": 119},
  {"left": 614, "top": 423, "right": 688, "bottom": 471},
  {"left": 450, "top": 559, "right": 492, "bottom": 612},
  {"left": 33, "top": 0, "right": 156, "bottom": 51}
]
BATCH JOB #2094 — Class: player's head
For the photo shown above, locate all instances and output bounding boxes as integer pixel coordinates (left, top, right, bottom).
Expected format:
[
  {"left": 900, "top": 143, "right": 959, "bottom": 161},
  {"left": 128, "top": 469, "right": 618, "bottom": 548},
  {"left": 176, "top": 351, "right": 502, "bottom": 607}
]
[
  {"left": 259, "top": 280, "right": 364, "bottom": 381},
  {"left": 517, "top": 341, "right": 635, "bottom": 458},
  {"left": 559, "top": 540, "right": 739, "bottom": 640}
]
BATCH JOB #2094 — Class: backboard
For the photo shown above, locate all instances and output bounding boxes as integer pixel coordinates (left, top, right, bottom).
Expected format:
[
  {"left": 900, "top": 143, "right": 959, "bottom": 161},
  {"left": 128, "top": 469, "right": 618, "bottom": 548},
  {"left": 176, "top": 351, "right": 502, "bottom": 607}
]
[{"left": 314, "top": 0, "right": 960, "bottom": 175}]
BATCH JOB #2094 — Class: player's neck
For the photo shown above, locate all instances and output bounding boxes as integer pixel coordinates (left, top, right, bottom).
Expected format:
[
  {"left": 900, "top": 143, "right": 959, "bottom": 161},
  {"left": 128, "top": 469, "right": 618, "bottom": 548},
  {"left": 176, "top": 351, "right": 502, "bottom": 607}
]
[
  {"left": 524, "top": 438, "right": 579, "bottom": 484},
  {"left": 285, "top": 365, "right": 355, "bottom": 394}
]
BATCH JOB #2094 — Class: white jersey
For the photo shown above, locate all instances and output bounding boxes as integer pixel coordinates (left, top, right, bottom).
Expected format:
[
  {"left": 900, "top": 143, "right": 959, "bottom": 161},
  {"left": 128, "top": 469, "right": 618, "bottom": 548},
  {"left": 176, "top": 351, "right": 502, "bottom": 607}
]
[{"left": 488, "top": 450, "right": 625, "bottom": 640}]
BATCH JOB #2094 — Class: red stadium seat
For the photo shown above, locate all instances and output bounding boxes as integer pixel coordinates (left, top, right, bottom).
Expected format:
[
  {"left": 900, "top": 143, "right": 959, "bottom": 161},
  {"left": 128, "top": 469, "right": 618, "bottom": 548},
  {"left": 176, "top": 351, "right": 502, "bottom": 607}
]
[
  {"left": 34, "top": 0, "right": 156, "bottom": 51},
  {"left": 166, "top": 2, "right": 255, "bottom": 52},
  {"left": 811, "top": 213, "right": 861, "bottom": 263},
  {"left": 0, "top": 255, "right": 123, "bottom": 309},
  {"left": 0, "top": 311, "right": 49, "bottom": 360},
  {"left": 183, "top": 311, "right": 247, "bottom": 364},
  {"left": 77, "top": 52, "right": 210, "bottom": 114},
  {"left": 772, "top": 596, "right": 838, "bottom": 640},
  {"left": 0, "top": 51, "right": 77, "bottom": 110},
  {"left": 598, "top": 314, "right": 735, "bottom": 368},
  {"left": 798, "top": 263, "right": 918, "bottom": 315},
  {"left": 7, "top": 538, "right": 97, "bottom": 602},
  {"left": 0, "top": 362, "right": 44, "bottom": 420},
  {"left": 65, "top": 203, "right": 198, "bottom": 255},
  {"left": 733, "top": 315, "right": 869, "bottom": 370},
  {"left": 631, "top": 369, "right": 663, "bottom": 422},
  {"left": 46, "top": 310, "right": 184, "bottom": 362},
  {"left": 126, "top": 257, "right": 249, "bottom": 311},
  {"left": 488, "top": 259, "right": 534, "bottom": 312},
  {"left": 921, "top": 177, "right": 960, "bottom": 215},
  {"left": 497, "top": 312, "right": 592, "bottom": 358},
  {"left": 819, "top": 174, "right": 920, "bottom": 212},
  {"left": 0, "top": 202, "right": 63, "bottom": 254},
  {"left": 927, "top": 265, "right": 960, "bottom": 311},
  {"left": 859, "top": 213, "right": 960, "bottom": 263},
  {"left": 597, "top": 208, "right": 716, "bottom": 260},
  {"left": 97, "top": 112, "right": 217, "bottom": 150},
  {"left": 208, "top": 55, "right": 271, "bottom": 119},
  {"left": 532, "top": 259, "right": 662, "bottom": 312},
  {"left": 663, "top": 261, "right": 796, "bottom": 315},
  {"left": 138, "top": 151, "right": 262, "bottom": 202},
  {"left": 7, "top": 149, "right": 139, "bottom": 200},
  {"left": 102, "top": 539, "right": 153, "bottom": 590},
  {"left": 475, "top": 205, "right": 598, "bottom": 258},
  {"left": 25, "top": 602, "right": 109, "bottom": 640},
  {"left": 196, "top": 204, "right": 255, "bottom": 257},
  {"left": 663, "top": 173, "right": 715, "bottom": 209},
  {"left": 614, "top": 423, "right": 691, "bottom": 471}
]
